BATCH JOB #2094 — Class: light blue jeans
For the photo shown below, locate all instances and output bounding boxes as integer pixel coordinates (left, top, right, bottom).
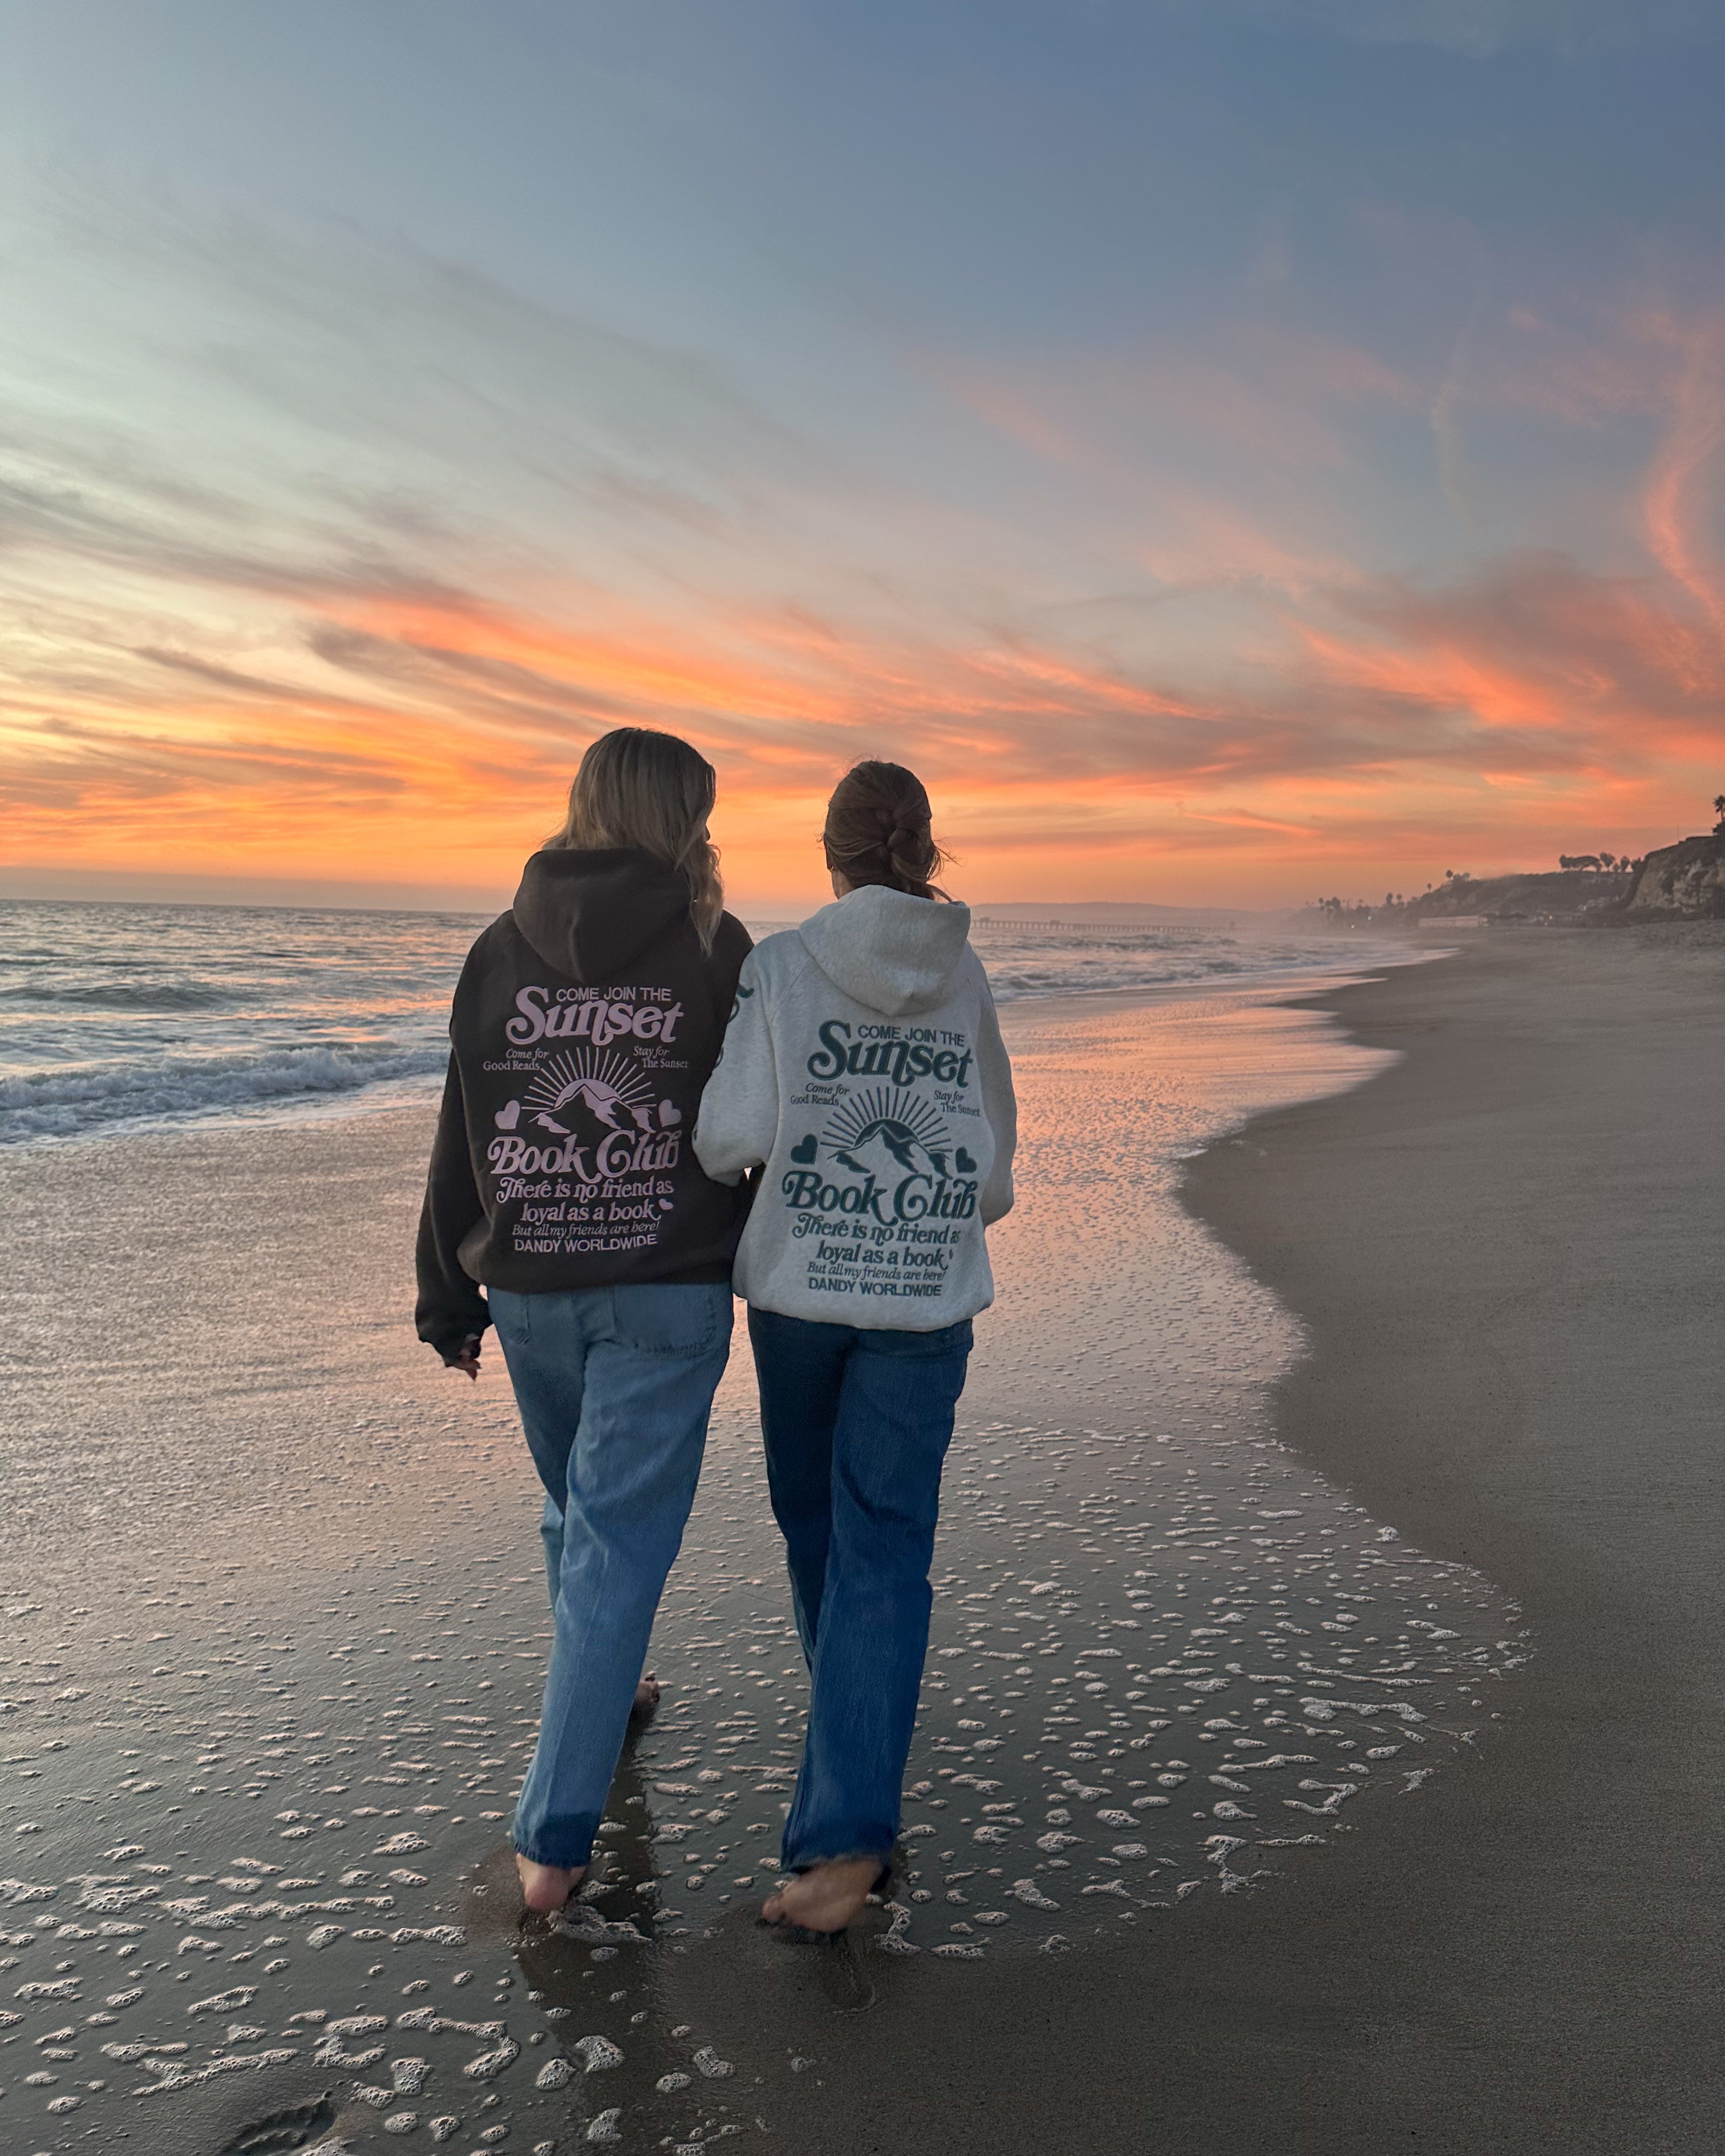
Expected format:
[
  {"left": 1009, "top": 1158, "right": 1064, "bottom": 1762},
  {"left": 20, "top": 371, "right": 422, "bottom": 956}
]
[{"left": 489, "top": 1282, "right": 734, "bottom": 1870}]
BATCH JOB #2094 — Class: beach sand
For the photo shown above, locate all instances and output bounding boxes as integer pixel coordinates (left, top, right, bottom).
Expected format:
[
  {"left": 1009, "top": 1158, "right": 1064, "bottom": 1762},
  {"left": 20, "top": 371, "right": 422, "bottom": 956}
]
[
  {"left": 1167, "top": 924, "right": 1725, "bottom": 2152},
  {"left": 1, "top": 930, "right": 1714, "bottom": 2151}
]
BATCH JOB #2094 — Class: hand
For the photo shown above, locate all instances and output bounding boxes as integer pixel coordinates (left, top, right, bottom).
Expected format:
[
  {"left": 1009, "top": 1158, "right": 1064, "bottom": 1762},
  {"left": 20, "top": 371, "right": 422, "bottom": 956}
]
[{"left": 450, "top": 1334, "right": 483, "bottom": 1382}]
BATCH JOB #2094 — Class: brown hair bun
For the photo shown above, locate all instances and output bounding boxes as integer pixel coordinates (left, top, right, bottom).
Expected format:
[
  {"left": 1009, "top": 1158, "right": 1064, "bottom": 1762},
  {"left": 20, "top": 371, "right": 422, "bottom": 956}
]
[{"left": 821, "top": 760, "right": 950, "bottom": 901}]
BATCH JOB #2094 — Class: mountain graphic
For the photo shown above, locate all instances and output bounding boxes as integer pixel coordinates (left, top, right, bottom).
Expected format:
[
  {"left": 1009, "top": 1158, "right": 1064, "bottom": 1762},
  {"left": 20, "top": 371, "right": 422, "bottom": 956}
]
[
  {"left": 830, "top": 1117, "right": 952, "bottom": 1182},
  {"left": 531, "top": 1075, "right": 655, "bottom": 1144}
]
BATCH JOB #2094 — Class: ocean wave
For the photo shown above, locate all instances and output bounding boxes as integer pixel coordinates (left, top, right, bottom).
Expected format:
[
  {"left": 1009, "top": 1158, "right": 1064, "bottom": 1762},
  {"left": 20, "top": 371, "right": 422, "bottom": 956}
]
[
  {"left": 0, "top": 979, "right": 240, "bottom": 1011},
  {"left": 981, "top": 944, "right": 1339, "bottom": 1002},
  {"left": 0, "top": 900, "right": 1410, "bottom": 1148},
  {"left": 0, "top": 1038, "right": 447, "bottom": 1145}
]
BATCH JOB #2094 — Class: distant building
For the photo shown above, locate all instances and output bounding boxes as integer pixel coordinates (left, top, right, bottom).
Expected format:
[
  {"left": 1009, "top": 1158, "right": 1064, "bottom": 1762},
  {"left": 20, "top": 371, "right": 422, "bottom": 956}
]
[{"left": 1419, "top": 915, "right": 1488, "bottom": 930}]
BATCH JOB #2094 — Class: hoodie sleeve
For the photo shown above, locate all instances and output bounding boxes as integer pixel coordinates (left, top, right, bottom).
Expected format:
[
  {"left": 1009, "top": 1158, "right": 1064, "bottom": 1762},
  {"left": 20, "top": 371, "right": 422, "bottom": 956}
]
[
  {"left": 415, "top": 1051, "right": 492, "bottom": 1361},
  {"left": 693, "top": 949, "right": 780, "bottom": 1185},
  {"left": 975, "top": 978, "right": 1017, "bottom": 1226}
]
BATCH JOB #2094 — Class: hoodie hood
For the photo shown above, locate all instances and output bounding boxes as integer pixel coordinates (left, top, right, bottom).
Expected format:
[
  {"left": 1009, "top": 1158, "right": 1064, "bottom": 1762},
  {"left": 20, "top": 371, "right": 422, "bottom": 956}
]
[
  {"left": 797, "top": 884, "right": 973, "bottom": 1016},
  {"left": 512, "top": 847, "right": 695, "bottom": 983}
]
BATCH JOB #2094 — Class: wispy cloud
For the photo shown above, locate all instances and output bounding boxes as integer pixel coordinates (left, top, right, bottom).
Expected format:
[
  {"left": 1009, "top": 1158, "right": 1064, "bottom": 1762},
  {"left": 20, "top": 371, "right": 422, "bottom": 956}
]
[
  {"left": 1, "top": 180, "right": 1722, "bottom": 903},
  {"left": 1639, "top": 316, "right": 1725, "bottom": 632}
]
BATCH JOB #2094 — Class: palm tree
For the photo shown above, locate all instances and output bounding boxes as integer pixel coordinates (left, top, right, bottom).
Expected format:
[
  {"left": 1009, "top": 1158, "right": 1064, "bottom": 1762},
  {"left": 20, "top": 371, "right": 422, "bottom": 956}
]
[{"left": 1714, "top": 792, "right": 1724, "bottom": 834}]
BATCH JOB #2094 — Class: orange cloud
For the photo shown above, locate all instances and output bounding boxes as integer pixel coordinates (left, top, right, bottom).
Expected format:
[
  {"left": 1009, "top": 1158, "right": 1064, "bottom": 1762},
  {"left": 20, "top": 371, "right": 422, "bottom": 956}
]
[
  {"left": 9, "top": 530, "right": 1718, "bottom": 910},
  {"left": 5, "top": 219, "right": 1724, "bottom": 911},
  {"left": 1640, "top": 315, "right": 1725, "bottom": 631}
]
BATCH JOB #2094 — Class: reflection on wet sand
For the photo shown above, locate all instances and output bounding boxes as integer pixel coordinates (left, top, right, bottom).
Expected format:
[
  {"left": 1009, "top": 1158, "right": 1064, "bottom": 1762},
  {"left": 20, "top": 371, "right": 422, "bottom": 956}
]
[{"left": 0, "top": 980, "right": 1523, "bottom": 2153}]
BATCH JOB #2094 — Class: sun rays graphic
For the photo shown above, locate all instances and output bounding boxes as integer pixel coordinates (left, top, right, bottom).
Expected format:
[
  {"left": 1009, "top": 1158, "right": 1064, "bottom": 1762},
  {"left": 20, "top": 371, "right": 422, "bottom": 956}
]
[
  {"left": 523, "top": 1047, "right": 655, "bottom": 1134},
  {"left": 821, "top": 1087, "right": 953, "bottom": 1178}
]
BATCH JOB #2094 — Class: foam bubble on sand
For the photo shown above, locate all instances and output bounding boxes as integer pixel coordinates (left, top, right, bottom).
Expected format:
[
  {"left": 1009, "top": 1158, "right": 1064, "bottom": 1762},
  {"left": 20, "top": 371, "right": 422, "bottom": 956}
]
[{"left": 0, "top": 978, "right": 1522, "bottom": 2153}]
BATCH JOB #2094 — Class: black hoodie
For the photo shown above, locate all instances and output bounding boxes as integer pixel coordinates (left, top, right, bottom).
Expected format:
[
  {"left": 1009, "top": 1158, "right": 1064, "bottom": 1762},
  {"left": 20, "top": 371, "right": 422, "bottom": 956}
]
[{"left": 415, "top": 848, "right": 752, "bottom": 1361}]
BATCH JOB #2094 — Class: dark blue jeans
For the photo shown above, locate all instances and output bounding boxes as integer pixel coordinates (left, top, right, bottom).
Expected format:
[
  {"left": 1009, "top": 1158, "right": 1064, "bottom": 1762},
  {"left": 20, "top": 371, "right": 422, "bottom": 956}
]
[{"left": 747, "top": 1306, "right": 973, "bottom": 1873}]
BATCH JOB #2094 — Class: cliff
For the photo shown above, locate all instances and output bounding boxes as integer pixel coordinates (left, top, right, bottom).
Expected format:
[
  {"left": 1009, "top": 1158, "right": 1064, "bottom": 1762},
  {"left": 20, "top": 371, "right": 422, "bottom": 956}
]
[
  {"left": 1625, "top": 835, "right": 1725, "bottom": 919},
  {"left": 1402, "top": 869, "right": 1629, "bottom": 924}
]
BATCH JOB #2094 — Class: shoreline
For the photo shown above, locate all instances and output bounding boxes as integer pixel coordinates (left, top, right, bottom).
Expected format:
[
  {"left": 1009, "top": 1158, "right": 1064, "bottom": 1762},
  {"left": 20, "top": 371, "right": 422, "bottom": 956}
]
[
  {"left": 1167, "top": 925, "right": 1725, "bottom": 2150},
  {"left": 707, "top": 922, "right": 1723, "bottom": 2155}
]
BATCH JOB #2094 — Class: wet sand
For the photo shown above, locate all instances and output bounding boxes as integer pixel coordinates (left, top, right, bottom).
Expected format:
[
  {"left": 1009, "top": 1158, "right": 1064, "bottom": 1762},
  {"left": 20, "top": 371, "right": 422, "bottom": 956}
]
[
  {"left": 649, "top": 928, "right": 1724, "bottom": 2156},
  {"left": 11, "top": 976, "right": 1497, "bottom": 2154},
  {"left": 1165, "top": 927, "right": 1725, "bottom": 2151},
  {"left": 8, "top": 935, "right": 1710, "bottom": 2151}
]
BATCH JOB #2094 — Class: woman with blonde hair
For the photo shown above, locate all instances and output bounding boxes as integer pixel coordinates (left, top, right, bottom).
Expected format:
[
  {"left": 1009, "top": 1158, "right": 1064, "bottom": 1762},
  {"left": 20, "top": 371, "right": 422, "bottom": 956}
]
[
  {"left": 416, "top": 727, "right": 751, "bottom": 1913},
  {"left": 695, "top": 760, "right": 1017, "bottom": 1934}
]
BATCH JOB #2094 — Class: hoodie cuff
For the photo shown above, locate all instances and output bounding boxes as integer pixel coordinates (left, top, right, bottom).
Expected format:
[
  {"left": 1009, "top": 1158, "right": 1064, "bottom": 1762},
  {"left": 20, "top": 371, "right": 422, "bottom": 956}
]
[{"left": 422, "top": 1311, "right": 491, "bottom": 1364}]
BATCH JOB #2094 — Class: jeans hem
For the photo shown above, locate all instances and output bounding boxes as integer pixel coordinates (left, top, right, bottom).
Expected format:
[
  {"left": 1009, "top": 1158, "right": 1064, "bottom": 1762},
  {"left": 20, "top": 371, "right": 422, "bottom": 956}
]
[
  {"left": 784, "top": 1844, "right": 894, "bottom": 1874},
  {"left": 512, "top": 1835, "right": 595, "bottom": 1870}
]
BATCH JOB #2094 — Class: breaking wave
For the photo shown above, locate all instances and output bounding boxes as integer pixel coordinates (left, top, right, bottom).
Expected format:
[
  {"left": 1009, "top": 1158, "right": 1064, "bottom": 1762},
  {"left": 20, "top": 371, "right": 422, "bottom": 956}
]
[{"left": 0, "top": 1039, "right": 448, "bottom": 1144}]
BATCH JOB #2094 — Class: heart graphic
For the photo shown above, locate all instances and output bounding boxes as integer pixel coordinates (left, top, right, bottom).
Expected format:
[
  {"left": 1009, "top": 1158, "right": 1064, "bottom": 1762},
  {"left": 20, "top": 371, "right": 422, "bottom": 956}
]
[
  {"left": 658, "top": 1100, "right": 683, "bottom": 1128},
  {"left": 789, "top": 1134, "right": 817, "bottom": 1165},
  {"left": 659, "top": 1196, "right": 675, "bottom": 1210},
  {"left": 494, "top": 1099, "right": 521, "bottom": 1131},
  {"left": 955, "top": 1146, "right": 977, "bottom": 1174}
]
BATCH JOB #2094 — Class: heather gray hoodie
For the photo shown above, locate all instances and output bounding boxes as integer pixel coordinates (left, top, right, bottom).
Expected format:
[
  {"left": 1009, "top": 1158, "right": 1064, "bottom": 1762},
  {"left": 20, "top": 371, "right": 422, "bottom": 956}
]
[{"left": 693, "top": 885, "right": 1016, "bottom": 1329}]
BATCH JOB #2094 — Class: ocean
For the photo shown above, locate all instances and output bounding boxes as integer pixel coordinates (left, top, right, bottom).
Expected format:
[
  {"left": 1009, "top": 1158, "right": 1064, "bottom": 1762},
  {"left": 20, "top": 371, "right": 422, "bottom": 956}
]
[{"left": 0, "top": 898, "right": 1411, "bottom": 1146}]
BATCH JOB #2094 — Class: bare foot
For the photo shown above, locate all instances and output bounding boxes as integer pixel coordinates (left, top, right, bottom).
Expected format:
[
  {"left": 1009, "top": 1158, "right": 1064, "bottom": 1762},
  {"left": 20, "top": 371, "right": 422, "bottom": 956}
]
[
  {"left": 515, "top": 1853, "right": 585, "bottom": 1914},
  {"left": 631, "top": 1671, "right": 661, "bottom": 1717},
  {"left": 762, "top": 1857, "right": 881, "bottom": 1935}
]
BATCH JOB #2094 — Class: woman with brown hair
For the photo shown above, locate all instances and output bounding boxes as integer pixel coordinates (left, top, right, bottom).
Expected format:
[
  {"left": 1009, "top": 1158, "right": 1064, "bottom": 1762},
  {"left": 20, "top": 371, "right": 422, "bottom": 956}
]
[
  {"left": 416, "top": 727, "right": 752, "bottom": 1914},
  {"left": 695, "top": 759, "right": 1017, "bottom": 1934}
]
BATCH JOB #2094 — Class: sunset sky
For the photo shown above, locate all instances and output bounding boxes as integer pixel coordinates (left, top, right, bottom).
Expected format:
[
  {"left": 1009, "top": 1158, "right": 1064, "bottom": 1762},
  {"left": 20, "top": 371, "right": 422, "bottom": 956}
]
[{"left": 2, "top": 1, "right": 1723, "bottom": 910}]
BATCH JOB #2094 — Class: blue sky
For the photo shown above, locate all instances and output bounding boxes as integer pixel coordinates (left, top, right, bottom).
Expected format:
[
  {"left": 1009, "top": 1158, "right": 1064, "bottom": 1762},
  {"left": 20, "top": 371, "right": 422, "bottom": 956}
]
[{"left": 1, "top": 0, "right": 1722, "bottom": 905}]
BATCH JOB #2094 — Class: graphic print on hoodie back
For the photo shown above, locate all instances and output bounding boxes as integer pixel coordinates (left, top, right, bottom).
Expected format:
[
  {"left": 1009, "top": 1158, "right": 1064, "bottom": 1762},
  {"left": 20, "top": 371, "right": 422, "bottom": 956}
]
[
  {"left": 415, "top": 847, "right": 751, "bottom": 1359},
  {"left": 693, "top": 886, "right": 1017, "bottom": 1330}
]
